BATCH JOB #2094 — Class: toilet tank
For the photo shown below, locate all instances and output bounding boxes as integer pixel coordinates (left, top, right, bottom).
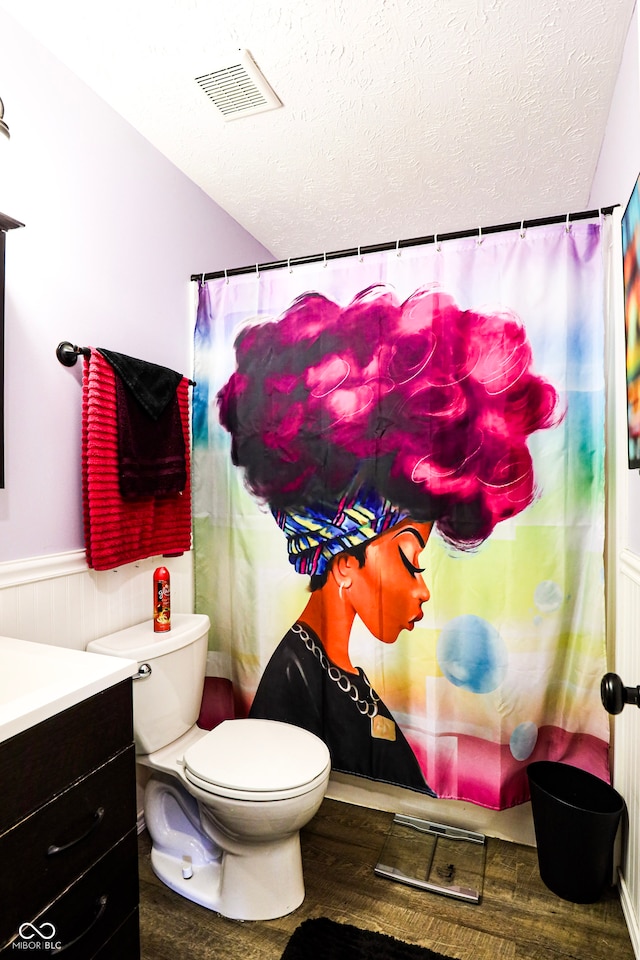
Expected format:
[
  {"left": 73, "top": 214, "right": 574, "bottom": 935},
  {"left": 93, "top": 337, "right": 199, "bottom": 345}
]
[{"left": 87, "top": 613, "right": 210, "bottom": 755}]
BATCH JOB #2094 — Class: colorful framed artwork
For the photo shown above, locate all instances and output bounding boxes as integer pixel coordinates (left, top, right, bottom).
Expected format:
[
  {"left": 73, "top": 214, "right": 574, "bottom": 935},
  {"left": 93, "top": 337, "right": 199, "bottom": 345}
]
[{"left": 622, "top": 174, "right": 640, "bottom": 470}]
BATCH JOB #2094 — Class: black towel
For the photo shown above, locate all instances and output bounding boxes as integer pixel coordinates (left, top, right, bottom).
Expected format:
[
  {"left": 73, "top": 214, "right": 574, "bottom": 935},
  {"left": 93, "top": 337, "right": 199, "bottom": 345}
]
[
  {"left": 98, "top": 348, "right": 182, "bottom": 418},
  {"left": 98, "top": 349, "right": 187, "bottom": 500}
]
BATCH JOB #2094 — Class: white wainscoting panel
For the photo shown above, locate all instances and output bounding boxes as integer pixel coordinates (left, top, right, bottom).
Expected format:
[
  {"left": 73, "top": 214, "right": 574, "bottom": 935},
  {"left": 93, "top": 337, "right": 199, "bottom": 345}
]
[
  {"left": 617, "top": 550, "right": 640, "bottom": 957},
  {"left": 0, "top": 551, "right": 194, "bottom": 650}
]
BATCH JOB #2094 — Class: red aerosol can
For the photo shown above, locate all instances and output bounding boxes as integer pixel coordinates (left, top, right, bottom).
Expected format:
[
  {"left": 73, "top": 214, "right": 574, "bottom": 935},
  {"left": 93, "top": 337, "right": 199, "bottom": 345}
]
[{"left": 153, "top": 566, "right": 171, "bottom": 632}]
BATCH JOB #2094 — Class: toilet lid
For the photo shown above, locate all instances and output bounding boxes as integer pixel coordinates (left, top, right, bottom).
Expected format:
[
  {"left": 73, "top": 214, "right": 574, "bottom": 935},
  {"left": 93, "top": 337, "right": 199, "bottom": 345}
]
[{"left": 183, "top": 718, "right": 331, "bottom": 800}]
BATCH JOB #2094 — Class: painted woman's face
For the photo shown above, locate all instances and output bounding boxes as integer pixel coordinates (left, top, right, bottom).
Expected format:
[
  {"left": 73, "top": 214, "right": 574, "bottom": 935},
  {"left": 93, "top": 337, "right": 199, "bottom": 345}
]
[{"left": 347, "top": 519, "right": 432, "bottom": 644}]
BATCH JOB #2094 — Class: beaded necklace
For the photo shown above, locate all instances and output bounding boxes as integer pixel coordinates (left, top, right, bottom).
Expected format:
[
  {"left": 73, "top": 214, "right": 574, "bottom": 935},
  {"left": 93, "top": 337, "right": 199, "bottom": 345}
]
[{"left": 292, "top": 622, "right": 396, "bottom": 741}]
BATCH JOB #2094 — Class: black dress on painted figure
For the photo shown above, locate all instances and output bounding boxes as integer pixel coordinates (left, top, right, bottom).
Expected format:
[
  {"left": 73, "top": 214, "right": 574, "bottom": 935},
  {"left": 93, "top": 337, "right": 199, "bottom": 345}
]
[{"left": 249, "top": 622, "right": 436, "bottom": 796}]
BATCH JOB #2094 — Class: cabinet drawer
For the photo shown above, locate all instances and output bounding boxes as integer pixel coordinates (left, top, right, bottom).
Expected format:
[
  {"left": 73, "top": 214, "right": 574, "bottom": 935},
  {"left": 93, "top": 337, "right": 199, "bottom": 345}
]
[
  {"left": 93, "top": 909, "right": 140, "bottom": 960},
  {"left": 0, "top": 745, "right": 136, "bottom": 948},
  {"left": 3, "top": 829, "right": 139, "bottom": 958},
  {"left": 0, "top": 679, "right": 133, "bottom": 833}
]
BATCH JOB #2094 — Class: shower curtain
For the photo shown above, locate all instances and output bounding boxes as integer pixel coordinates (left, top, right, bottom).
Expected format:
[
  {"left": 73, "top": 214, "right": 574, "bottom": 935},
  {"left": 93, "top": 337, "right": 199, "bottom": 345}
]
[{"left": 192, "top": 218, "right": 610, "bottom": 810}]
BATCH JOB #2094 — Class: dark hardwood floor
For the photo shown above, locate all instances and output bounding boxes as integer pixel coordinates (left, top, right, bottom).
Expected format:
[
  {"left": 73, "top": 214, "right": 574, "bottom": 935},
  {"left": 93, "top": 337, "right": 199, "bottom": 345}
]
[{"left": 138, "top": 797, "right": 635, "bottom": 960}]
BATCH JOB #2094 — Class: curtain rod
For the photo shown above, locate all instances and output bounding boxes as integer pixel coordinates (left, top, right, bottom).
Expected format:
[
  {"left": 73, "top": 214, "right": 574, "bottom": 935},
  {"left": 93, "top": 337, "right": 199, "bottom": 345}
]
[{"left": 191, "top": 205, "right": 618, "bottom": 283}]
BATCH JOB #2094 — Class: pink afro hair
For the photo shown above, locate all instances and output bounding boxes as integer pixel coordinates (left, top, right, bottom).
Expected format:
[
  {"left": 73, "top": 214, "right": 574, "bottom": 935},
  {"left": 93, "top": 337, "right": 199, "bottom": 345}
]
[{"left": 217, "top": 284, "right": 561, "bottom": 549}]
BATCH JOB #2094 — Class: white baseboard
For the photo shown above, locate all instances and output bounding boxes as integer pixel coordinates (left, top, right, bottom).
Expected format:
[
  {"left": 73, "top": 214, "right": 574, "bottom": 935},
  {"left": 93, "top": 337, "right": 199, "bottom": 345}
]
[{"left": 619, "top": 873, "right": 640, "bottom": 959}]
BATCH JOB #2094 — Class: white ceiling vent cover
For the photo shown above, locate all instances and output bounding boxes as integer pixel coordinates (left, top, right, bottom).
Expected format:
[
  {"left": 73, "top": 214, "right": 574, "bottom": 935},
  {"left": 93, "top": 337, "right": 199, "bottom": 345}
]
[{"left": 196, "top": 50, "right": 282, "bottom": 121}]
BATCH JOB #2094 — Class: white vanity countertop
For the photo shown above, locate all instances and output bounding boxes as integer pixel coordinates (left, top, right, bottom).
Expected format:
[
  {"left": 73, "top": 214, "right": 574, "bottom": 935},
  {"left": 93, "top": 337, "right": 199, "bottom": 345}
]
[{"left": 0, "top": 635, "right": 137, "bottom": 744}]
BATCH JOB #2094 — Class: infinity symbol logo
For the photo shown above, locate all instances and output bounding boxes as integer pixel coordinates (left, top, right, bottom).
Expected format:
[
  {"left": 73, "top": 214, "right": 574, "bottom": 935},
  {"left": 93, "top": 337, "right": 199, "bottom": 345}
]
[{"left": 18, "top": 921, "right": 56, "bottom": 940}]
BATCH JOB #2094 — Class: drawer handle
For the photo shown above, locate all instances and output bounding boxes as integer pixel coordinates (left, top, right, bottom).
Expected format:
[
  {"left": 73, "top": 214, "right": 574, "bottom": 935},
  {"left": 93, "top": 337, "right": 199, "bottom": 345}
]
[
  {"left": 47, "top": 806, "right": 105, "bottom": 856},
  {"left": 52, "top": 894, "right": 108, "bottom": 955}
]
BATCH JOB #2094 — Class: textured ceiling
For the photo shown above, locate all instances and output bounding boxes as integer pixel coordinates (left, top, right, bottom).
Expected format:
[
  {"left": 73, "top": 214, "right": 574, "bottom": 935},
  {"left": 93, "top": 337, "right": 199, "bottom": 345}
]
[{"left": 0, "top": 0, "right": 634, "bottom": 261}]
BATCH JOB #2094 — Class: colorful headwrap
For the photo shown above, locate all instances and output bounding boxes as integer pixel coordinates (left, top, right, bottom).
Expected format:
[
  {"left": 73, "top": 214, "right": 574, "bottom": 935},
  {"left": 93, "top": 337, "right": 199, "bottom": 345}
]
[{"left": 272, "top": 488, "right": 409, "bottom": 577}]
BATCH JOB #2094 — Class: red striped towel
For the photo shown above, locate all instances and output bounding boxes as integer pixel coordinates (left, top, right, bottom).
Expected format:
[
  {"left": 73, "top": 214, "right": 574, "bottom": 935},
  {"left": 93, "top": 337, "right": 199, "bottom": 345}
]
[{"left": 82, "top": 349, "right": 192, "bottom": 570}]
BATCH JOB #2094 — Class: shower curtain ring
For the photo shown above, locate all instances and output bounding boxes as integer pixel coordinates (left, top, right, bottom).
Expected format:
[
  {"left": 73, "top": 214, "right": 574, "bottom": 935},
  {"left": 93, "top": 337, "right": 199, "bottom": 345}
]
[
  {"left": 565, "top": 213, "right": 571, "bottom": 233},
  {"left": 288, "top": 258, "right": 292, "bottom": 274},
  {"left": 434, "top": 233, "right": 441, "bottom": 252},
  {"left": 255, "top": 263, "right": 260, "bottom": 279},
  {"left": 396, "top": 239, "right": 401, "bottom": 257},
  {"left": 477, "top": 226, "right": 483, "bottom": 245},
  {"left": 323, "top": 251, "right": 327, "bottom": 268},
  {"left": 358, "top": 246, "right": 363, "bottom": 262},
  {"left": 520, "top": 219, "right": 526, "bottom": 239},
  {"left": 224, "top": 268, "right": 229, "bottom": 285}
]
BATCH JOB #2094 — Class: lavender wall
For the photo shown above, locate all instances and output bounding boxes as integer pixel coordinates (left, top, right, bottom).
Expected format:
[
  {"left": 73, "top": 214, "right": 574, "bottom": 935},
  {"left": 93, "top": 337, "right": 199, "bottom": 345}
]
[
  {"left": 589, "top": 7, "right": 640, "bottom": 554},
  {"left": 0, "top": 10, "right": 272, "bottom": 563},
  {"left": 589, "top": 10, "right": 640, "bottom": 212}
]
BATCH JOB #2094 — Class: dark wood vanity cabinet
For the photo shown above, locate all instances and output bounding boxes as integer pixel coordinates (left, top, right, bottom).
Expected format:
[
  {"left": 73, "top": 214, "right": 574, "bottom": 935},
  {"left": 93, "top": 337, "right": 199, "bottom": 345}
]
[{"left": 0, "top": 679, "right": 140, "bottom": 957}]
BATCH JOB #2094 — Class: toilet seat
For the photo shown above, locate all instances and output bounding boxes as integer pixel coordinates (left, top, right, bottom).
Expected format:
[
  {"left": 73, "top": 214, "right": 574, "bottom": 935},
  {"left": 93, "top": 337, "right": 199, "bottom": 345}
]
[{"left": 182, "top": 718, "right": 331, "bottom": 801}]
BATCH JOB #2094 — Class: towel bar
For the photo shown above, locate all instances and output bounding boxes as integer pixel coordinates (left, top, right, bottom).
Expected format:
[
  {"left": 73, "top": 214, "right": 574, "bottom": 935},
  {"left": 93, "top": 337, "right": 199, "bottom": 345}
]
[{"left": 56, "top": 342, "right": 196, "bottom": 385}]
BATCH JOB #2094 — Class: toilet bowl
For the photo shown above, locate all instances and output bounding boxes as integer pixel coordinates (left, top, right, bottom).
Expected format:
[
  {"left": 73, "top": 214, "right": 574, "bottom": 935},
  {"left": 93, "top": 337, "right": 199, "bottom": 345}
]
[{"left": 87, "top": 615, "right": 331, "bottom": 920}]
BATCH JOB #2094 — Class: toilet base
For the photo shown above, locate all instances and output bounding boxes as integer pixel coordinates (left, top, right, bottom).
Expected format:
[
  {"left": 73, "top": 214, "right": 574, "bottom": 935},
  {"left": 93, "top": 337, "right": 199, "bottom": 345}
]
[
  {"left": 150, "top": 830, "right": 305, "bottom": 921},
  {"left": 151, "top": 846, "right": 222, "bottom": 912},
  {"left": 144, "top": 772, "right": 308, "bottom": 920}
]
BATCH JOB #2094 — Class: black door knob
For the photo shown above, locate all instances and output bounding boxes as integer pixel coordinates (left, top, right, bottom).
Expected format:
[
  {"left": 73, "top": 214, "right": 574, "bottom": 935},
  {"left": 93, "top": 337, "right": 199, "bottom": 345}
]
[{"left": 601, "top": 673, "right": 640, "bottom": 715}]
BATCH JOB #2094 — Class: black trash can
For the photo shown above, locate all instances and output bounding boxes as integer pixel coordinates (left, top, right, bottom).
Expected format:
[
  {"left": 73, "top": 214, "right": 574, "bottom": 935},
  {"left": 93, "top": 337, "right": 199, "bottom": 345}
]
[{"left": 527, "top": 761, "right": 625, "bottom": 903}]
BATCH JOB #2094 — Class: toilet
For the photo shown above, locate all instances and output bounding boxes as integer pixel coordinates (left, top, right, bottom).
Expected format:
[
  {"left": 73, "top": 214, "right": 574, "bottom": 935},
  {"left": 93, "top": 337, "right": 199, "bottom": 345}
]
[{"left": 87, "top": 614, "right": 331, "bottom": 921}]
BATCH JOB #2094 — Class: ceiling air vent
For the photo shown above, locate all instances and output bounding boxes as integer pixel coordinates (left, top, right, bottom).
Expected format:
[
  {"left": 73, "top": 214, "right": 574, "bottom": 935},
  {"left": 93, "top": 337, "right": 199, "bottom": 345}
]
[{"left": 196, "top": 50, "right": 282, "bottom": 121}]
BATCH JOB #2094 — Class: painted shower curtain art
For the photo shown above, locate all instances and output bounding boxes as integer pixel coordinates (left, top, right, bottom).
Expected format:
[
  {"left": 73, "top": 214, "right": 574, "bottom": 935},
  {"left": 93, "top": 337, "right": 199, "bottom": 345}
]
[{"left": 193, "top": 220, "right": 610, "bottom": 810}]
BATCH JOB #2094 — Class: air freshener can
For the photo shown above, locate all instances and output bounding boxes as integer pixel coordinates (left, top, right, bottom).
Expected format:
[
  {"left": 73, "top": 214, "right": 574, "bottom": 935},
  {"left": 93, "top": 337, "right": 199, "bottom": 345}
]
[{"left": 153, "top": 566, "right": 171, "bottom": 632}]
